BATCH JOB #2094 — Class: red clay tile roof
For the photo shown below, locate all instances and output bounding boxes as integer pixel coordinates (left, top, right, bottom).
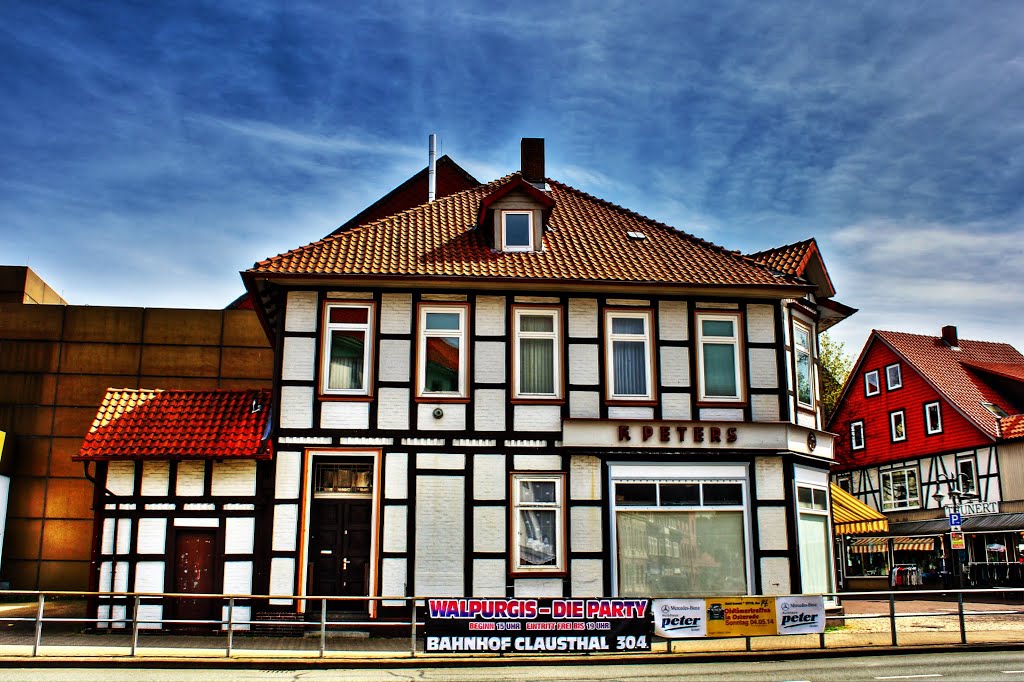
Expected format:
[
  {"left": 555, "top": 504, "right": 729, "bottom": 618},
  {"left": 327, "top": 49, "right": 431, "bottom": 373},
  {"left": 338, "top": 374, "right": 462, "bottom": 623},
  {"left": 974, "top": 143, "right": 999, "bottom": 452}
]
[
  {"left": 961, "top": 360, "right": 1024, "bottom": 383},
  {"left": 247, "top": 175, "right": 797, "bottom": 290},
  {"left": 1000, "top": 415, "right": 1024, "bottom": 440},
  {"left": 75, "top": 388, "right": 273, "bottom": 461},
  {"left": 747, "top": 238, "right": 816, "bottom": 276},
  {"left": 875, "top": 330, "right": 1024, "bottom": 439}
]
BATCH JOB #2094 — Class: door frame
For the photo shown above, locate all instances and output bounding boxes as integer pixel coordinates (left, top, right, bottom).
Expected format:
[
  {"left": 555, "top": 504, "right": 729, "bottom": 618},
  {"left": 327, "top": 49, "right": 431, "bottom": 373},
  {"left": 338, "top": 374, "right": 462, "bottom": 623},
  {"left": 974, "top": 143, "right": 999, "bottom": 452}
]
[{"left": 298, "top": 448, "right": 381, "bottom": 616}]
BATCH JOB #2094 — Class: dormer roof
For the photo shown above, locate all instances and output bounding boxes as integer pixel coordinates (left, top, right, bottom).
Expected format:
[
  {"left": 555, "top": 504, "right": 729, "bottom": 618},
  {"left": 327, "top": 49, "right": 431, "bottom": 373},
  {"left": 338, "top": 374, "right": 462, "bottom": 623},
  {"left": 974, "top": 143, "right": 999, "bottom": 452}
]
[
  {"left": 477, "top": 175, "right": 556, "bottom": 227},
  {"left": 747, "top": 237, "right": 836, "bottom": 298}
]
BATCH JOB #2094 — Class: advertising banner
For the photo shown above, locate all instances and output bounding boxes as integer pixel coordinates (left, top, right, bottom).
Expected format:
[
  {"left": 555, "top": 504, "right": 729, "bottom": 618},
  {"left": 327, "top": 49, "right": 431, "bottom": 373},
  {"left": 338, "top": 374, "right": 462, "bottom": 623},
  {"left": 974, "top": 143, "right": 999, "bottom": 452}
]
[
  {"left": 424, "top": 598, "right": 652, "bottom": 653},
  {"left": 654, "top": 598, "right": 706, "bottom": 638},
  {"left": 704, "top": 596, "right": 776, "bottom": 637},
  {"left": 774, "top": 595, "right": 825, "bottom": 634}
]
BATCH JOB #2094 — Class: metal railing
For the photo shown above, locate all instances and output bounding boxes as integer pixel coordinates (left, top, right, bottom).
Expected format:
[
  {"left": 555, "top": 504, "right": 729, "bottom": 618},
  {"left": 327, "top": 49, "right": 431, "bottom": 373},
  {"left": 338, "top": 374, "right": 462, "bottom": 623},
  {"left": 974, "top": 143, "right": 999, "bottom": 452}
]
[{"left": 0, "top": 587, "right": 1021, "bottom": 658}]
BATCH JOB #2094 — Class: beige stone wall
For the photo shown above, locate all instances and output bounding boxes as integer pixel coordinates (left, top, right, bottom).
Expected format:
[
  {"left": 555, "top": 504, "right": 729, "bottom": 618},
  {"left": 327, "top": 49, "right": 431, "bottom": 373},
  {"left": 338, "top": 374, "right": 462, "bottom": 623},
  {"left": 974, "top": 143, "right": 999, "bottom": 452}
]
[{"left": 0, "top": 303, "right": 272, "bottom": 590}]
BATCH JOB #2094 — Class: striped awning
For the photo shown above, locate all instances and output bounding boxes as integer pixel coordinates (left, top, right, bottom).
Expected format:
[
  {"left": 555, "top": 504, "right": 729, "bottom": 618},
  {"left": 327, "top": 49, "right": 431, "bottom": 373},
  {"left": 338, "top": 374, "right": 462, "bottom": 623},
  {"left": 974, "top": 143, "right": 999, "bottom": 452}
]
[
  {"left": 848, "top": 536, "right": 937, "bottom": 553},
  {"left": 893, "top": 537, "right": 936, "bottom": 552},
  {"left": 849, "top": 537, "right": 888, "bottom": 553},
  {"left": 831, "top": 484, "right": 889, "bottom": 535}
]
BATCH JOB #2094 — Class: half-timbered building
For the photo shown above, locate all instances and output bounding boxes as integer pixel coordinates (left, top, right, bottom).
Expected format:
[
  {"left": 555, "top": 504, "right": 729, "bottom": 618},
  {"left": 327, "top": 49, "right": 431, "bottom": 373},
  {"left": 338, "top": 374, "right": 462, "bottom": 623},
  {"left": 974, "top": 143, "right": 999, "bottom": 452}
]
[
  {"left": 237, "top": 138, "right": 854, "bottom": 619},
  {"left": 830, "top": 326, "right": 1024, "bottom": 590}
]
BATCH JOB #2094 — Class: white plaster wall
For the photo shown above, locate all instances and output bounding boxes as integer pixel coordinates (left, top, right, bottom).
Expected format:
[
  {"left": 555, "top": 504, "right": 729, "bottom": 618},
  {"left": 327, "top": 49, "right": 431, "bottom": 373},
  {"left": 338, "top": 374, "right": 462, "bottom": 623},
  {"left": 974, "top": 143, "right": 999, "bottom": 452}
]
[
  {"left": 275, "top": 451, "right": 301, "bottom": 500},
  {"left": 475, "top": 296, "right": 505, "bottom": 336},
  {"left": 281, "top": 336, "right": 316, "bottom": 381},
  {"left": 473, "top": 455, "right": 506, "bottom": 500},
  {"left": 378, "top": 340, "right": 411, "bottom": 382},
  {"left": 748, "top": 348, "right": 779, "bottom": 389},
  {"left": 475, "top": 342, "right": 506, "bottom": 384},
  {"left": 272, "top": 504, "right": 298, "bottom": 552},
  {"left": 760, "top": 557, "right": 791, "bottom": 595},
  {"left": 423, "top": 293, "right": 467, "bottom": 301},
  {"left": 137, "top": 518, "right": 167, "bottom": 555},
  {"left": 221, "top": 605, "right": 252, "bottom": 631},
  {"left": 381, "top": 558, "right": 408, "bottom": 604},
  {"left": 418, "top": 453, "right": 465, "bottom": 470},
  {"left": 658, "top": 300, "right": 688, "bottom": 341},
  {"left": 568, "top": 299, "right": 598, "bottom": 338},
  {"left": 472, "top": 559, "right": 506, "bottom": 597},
  {"left": 473, "top": 390, "right": 506, "bottom": 431},
  {"left": 747, "top": 304, "right": 776, "bottom": 343},
  {"left": 569, "top": 344, "right": 599, "bottom": 385},
  {"left": 223, "top": 561, "right": 254, "bottom": 594},
  {"left": 285, "top": 291, "right": 318, "bottom": 332},
  {"left": 380, "top": 293, "right": 412, "bottom": 334},
  {"left": 513, "top": 454, "right": 561, "bottom": 470},
  {"left": 659, "top": 346, "right": 689, "bottom": 387},
  {"left": 755, "top": 457, "right": 785, "bottom": 500},
  {"left": 383, "top": 506, "right": 408, "bottom": 553},
  {"left": 569, "top": 391, "right": 600, "bottom": 418},
  {"left": 797, "top": 411, "right": 817, "bottom": 429},
  {"left": 751, "top": 394, "right": 781, "bottom": 422},
  {"left": 140, "top": 461, "right": 169, "bottom": 497},
  {"left": 698, "top": 407, "right": 744, "bottom": 421},
  {"left": 269, "top": 558, "right": 295, "bottom": 604},
  {"left": 211, "top": 461, "right": 256, "bottom": 497},
  {"left": 570, "top": 456, "right": 602, "bottom": 500},
  {"left": 384, "top": 452, "right": 409, "bottom": 499},
  {"left": 473, "top": 507, "right": 505, "bottom": 553},
  {"left": 757, "top": 507, "right": 788, "bottom": 550},
  {"left": 377, "top": 388, "right": 410, "bottom": 430},
  {"left": 513, "top": 405, "right": 562, "bottom": 432},
  {"left": 514, "top": 579, "right": 562, "bottom": 598},
  {"left": 137, "top": 604, "right": 164, "bottom": 630},
  {"left": 116, "top": 519, "right": 131, "bottom": 555},
  {"left": 571, "top": 559, "right": 603, "bottom": 598},
  {"left": 101, "top": 518, "right": 115, "bottom": 554},
  {"left": 571, "top": 506, "right": 602, "bottom": 552},
  {"left": 321, "top": 401, "right": 370, "bottom": 429},
  {"left": 326, "top": 291, "right": 373, "bottom": 299},
  {"left": 280, "top": 386, "right": 313, "bottom": 429},
  {"left": 661, "top": 393, "right": 692, "bottom": 420},
  {"left": 225, "top": 517, "right": 255, "bottom": 555},
  {"left": 106, "top": 461, "right": 135, "bottom": 496},
  {"left": 417, "top": 404, "right": 466, "bottom": 431},
  {"left": 113, "top": 561, "right": 129, "bottom": 591},
  {"left": 415, "top": 475, "right": 465, "bottom": 596},
  {"left": 176, "top": 460, "right": 205, "bottom": 496},
  {"left": 134, "top": 561, "right": 164, "bottom": 592},
  {"left": 608, "top": 406, "right": 654, "bottom": 419}
]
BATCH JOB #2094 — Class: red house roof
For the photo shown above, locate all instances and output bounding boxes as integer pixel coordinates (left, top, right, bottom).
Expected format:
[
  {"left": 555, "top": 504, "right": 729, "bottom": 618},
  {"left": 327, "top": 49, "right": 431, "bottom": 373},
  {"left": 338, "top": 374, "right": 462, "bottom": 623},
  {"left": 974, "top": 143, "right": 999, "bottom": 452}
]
[{"left": 75, "top": 388, "right": 273, "bottom": 461}]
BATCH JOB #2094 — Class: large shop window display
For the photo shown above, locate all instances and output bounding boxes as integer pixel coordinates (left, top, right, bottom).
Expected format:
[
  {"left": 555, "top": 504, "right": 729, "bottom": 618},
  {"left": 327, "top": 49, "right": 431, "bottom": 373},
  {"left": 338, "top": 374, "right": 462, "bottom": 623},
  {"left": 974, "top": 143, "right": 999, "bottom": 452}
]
[{"left": 609, "top": 464, "right": 750, "bottom": 598}]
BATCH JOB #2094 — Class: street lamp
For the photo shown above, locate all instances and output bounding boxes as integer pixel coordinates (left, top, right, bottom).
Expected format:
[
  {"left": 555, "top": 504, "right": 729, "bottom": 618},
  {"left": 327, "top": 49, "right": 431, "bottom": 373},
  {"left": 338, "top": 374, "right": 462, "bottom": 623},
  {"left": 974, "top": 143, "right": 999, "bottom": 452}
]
[{"left": 934, "top": 473, "right": 980, "bottom": 588}]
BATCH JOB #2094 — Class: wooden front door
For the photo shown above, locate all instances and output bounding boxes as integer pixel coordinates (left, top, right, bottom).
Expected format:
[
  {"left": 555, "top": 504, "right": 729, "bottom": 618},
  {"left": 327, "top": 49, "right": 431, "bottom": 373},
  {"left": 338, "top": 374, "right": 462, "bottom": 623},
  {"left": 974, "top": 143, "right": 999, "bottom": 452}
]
[
  {"left": 173, "top": 529, "right": 217, "bottom": 629},
  {"left": 310, "top": 499, "right": 372, "bottom": 609}
]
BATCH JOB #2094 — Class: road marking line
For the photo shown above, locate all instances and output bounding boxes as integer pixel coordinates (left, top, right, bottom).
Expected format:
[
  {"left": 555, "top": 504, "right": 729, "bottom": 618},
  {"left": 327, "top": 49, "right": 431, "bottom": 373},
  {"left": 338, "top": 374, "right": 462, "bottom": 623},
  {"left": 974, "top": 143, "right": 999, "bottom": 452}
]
[
  {"left": 1001, "top": 672, "right": 1024, "bottom": 675},
  {"left": 875, "top": 676, "right": 942, "bottom": 680}
]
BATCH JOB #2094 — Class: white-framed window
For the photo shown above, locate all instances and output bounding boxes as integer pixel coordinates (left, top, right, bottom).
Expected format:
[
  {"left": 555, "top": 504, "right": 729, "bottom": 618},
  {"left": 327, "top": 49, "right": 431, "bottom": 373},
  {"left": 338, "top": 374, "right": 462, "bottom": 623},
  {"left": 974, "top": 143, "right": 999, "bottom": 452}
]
[
  {"left": 605, "top": 310, "right": 654, "bottom": 401},
  {"left": 322, "top": 302, "right": 374, "bottom": 395},
  {"left": 512, "top": 473, "right": 564, "bottom": 573},
  {"left": 925, "top": 401, "right": 943, "bottom": 435},
  {"left": 957, "top": 457, "right": 977, "bottom": 496},
  {"left": 850, "top": 420, "right": 865, "bottom": 450},
  {"left": 886, "top": 363, "right": 902, "bottom": 390},
  {"left": 836, "top": 475, "right": 852, "bottom": 493},
  {"left": 890, "top": 410, "right": 906, "bottom": 442},
  {"left": 864, "top": 370, "right": 880, "bottom": 397},
  {"left": 982, "top": 402, "right": 1008, "bottom": 418},
  {"left": 696, "top": 311, "right": 744, "bottom": 402},
  {"left": 612, "top": 477, "right": 748, "bottom": 597},
  {"left": 513, "top": 307, "right": 561, "bottom": 399},
  {"left": 881, "top": 466, "right": 921, "bottom": 511},
  {"left": 796, "top": 484, "right": 832, "bottom": 594},
  {"left": 501, "top": 210, "right": 533, "bottom": 251},
  {"left": 794, "top": 322, "right": 814, "bottom": 408},
  {"left": 417, "top": 304, "right": 469, "bottom": 398}
]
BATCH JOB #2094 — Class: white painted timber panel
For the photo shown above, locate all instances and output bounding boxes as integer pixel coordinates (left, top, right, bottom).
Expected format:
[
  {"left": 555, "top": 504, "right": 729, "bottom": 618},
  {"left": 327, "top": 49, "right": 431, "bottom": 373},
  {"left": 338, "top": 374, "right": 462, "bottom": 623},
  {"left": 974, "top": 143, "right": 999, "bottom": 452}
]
[
  {"left": 698, "top": 408, "right": 744, "bottom": 421},
  {"left": 415, "top": 476, "right": 465, "bottom": 596},
  {"left": 748, "top": 348, "right": 779, "bottom": 389},
  {"left": 275, "top": 451, "right": 301, "bottom": 500},
  {"left": 751, "top": 394, "right": 780, "bottom": 422},
  {"left": 747, "top": 304, "right": 776, "bottom": 343},
  {"left": 570, "top": 456, "right": 602, "bottom": 500},
  {"left": 383, "top": 506, "right": 408, "bottom": 553},
  {"left": 571, "top": 559, "right": 603, "bottom": 598},
  {"left": 514, "top": 579, "right": 562, "bottom": 598},
  {"left": 211, "top": 461, "right": 256, "bottom": 497},
  {"left": 136, "top": 518, "right": 167, "bottom": 555},
  {"left": 137, "top": 604, "right": 164, "bottom": 630},
  {"left": 101, "top": 518, "right": 115, "bottom": 554},
  {"left": 134, "top": 561, "right": 164, "bottom": 592},
  {"left": 380, "top": 294, "right": 412, "bottom": 334},
  {"left": 285, "top": 291, "right": 318, "bottom": 332},
  {"left": 760, "top": 557, "right": 791, "bottom": 595},
  {"left": 475, "top": 296, "right": 506, "bottom": 336},
  {"left": 321, "top": 401, "right": 370, "bottom": 429},
  {"left": 473, "top": 455, "right": 506, "bottom": 500},
  {"left": 472, "top": 559, "right": 506, "bottom": 597},
  {"left": 755, "top": 457, "right": 785, "bottom": 500},
  {"left": 221, "top": 605, "right": 252, "bottom": 631},
  {"left": 378, "top": 339, "right": 411, "bottom": 382},
  {"left": 417, "top": 403, "right": 466, "bottom": 431},
  {"left": 661, "top": 393, "right": 692, "bottom": 420},
  {"left": 568, "top": 299, "right": 597, "bottom": 338},
  {"left": 569, "top": 391, "right": 600, "bottom": 418},
  {"left": 474, "top": 389, "right": 506, "bottom": 432},
  {"left": 797, "top": 411, "right": 817, "bottom": 429},
  {"left": 225, "top": 517, "right": 255, "bottom": 555},
  {"left": 473, "top": 507, "right": 505, "bottom": 553},
  {"left": 377, "top": 388, "right": 410, "bottom": 430},
  {"left": 281, "top": 336, "right": 316, "bottom": 382},
  {"left": 757, "top": 507, "right": 788, "bottom": 550},
  {"left": 608, "top": 407, "right": 654, "bottom": 419},
  {"left": 116, "top": 519, "right": 131, "bottom": 555},
  {"left": 660, "top": 346, "right": 689, "bottom": 387},
  {"left": 384, "top": 452, "right": 409, "bottom": 499},
  {"left": 223, "top": 561, "right": 254, "bottom": 595},
  {"left": 176, "top": 460, "right": 205, "bottom": 496},
  {"left": 417, "top": 453, "right": 465, "bottom": 470},
  {"left": 475, "top": 342, "right": 506, "bottom": 384},
  {"left": 140, "top": 461, "right": 169, "bottom": 497},
  {"left": 513, "top": 454, "right": 561, "bottom": 470},
  {"left": 569, "top": 344, "right": 599, "bottom": 385},
  {"left": 570, "top": 506, "right": 602, "bottom": 552},
  {"left": 280, "top": 386, "right": 313, "bottom": 429},
  {"left": 658, "top": 300, "right": 688, "bottom": 341},
  {"left": 106, "top": 462, "right": 135, "bottom": 496},
  {"left": 269, "top": 558, "right": 295, "bottom": 604},
  {"left": 513, "top": 405, "right": 562, "bottom": 432},
  {"left": 272, "top": 504, "right": 298, "bottom": 552},
  {"left": 382, "top": 558, "right": 408, "bottom": 604}
]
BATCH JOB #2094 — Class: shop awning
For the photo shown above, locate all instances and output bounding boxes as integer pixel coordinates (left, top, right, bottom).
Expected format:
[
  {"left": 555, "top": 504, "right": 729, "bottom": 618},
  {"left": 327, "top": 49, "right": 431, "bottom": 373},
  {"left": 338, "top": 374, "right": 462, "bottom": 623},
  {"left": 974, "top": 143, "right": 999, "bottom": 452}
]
[
  {"left": 893, "top": 537, "right": 936, "bottom": 552},
  {"left": 831, "top": 484, "right": 889, "bottom": 535},
  {"left": 848, "top": 536, "right": 937, "bottom": 553},
  {"left": 888, "top": 513, "right": 1024, "bottom": 536},
  {"left": 849, "top": 537, "right": 888, "bottom": 553}
]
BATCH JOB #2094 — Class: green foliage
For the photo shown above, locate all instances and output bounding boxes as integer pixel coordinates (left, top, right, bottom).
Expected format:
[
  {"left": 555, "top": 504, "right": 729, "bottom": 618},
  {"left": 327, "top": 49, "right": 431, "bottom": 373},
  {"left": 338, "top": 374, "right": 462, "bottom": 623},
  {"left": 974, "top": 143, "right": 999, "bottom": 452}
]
[{"left": 819, "top": 332, "right": 854, "bottom": 424}]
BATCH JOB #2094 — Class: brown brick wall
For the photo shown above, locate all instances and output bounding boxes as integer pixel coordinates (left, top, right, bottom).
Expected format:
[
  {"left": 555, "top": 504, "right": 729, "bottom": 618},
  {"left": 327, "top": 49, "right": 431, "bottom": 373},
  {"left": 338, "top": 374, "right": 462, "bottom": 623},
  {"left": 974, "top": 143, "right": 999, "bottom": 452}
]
[{"left": 0, "top": 302, "right": 272, "bottom": 590}]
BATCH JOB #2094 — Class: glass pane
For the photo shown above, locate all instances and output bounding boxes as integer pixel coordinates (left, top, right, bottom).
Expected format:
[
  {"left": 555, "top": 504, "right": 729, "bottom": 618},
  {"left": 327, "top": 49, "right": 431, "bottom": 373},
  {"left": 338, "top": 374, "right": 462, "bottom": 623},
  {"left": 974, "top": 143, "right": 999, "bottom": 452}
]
[
  {"left": 520, "top": 314, "right": 554, "bottom": 333},
  {"left": 660, "top": 483, "right": 699, "bottom": 506},
  {"left": 520, "top": 338, "right": 554, "bottom": 394},
  {"left": 616, "top": 511, "right": 746, "bottom": 597},
  {"left": 425, "top": 312, "right": 461, "bottom": 331},
  {"left": 798, "top": 513, "right": 831, "bottom": 593},
  {"left": 905, "top": 469, "right": 918, "bottom": 500},
  {"left": 813, "top": 488, "right": 828, "bottom": 510},
  {"left": 504, "top": 213, "right": 532, "bottom": 247},
  {"left": 866, "top": 373, "right": 879, "bottom": 393},
  {"left": 519, "top": 509, "right": 556, "bottom": 566},
  {"left": 613, "top": 340, "right": 647, "bottom": 395},
  {"left": 702, "top": 319, "right": 734, "bottom": 337},
  {"left": 424, "top": 337, "right": 460, "bottom": 392},
  {"left": 329, "top": 306, "right": 368, "bottom": 325},
  {"left": 520, "top": 480, "right": 556, "bottom": 504},
  {"left": 703, "top": 343, "right": 737, "bottom": 397},
  {"left": 795, "top": 327, "right": 810, "bottom": 349},
  {"left": 797, "top": 486, "right": 813, "bottom": 509},
  {"left": 703, "top": 483, "right": 743, "bottom": 506},
  {"left": 958, "top": 460, "right": 975, "bottom": 494},
  {"left": 797, "top": 350, "right": 812, "bottom": 404},
  {"left": 328, "top": 330, "right": 364, "bottom": 390},
  {"left": 615, "top": 483, "right": 656, "bottom": 506},
  {"left": 612, "top": 317, "right": 645, "bottom": 335}
]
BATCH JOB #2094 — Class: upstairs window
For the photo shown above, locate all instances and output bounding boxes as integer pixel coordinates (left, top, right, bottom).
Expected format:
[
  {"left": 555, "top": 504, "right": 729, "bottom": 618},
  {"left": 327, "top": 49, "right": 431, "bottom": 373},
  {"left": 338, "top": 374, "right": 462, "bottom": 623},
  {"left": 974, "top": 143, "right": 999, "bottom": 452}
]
[
  {"left": 794, "top": 322, "right": 814, "bottom": 408},
  {"left": 864, "top": 370, "right": 880, "bottom": 397},
  {"left": 513, "top": 307, "right": 562, "bottom": 399},
  {"left": 957, "top": 457, "right": 977, "bottom": 496},
  {"left": 881, "top": 466, "right": 920, "bottom": 511},
  {"left": 697, "top": 312, "right": 744, "bottom": 402},
  {"left": 890, "top": 410, "right": 906, "bottom": 442},
  {"left": 605, "top": 310, "right": 654, "bottom": 401},
  {"left": 925, "top": 402, "right": 943, "bottom": 435},
  {"left": 322, "top": 303, "right": 374, "bottom": 396},
  {"left": 886, "top": 363, "right": 903, "bottom": 390},
  {"left": 501, "top": 210, "right": 533, "bottom": 251},
  {"left": 850, "top": 420, "right": 865, "bottom": 450},
  {"left": 982, "top": 402, "right": 1008, "bottom": 418},
  {"left": 417, "top": 304, "right": 469, "bottom": 399}
]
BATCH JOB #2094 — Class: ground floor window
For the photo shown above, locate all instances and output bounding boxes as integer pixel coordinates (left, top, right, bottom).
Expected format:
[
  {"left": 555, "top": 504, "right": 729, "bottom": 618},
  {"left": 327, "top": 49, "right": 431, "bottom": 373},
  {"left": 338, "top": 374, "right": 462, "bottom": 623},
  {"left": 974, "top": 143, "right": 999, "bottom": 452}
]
[
  {"left": 797, "top": 485, "right": 831, "bottom": 594},
  {"left": 511, "top": 473, "right": 565, "bottom": 573}
]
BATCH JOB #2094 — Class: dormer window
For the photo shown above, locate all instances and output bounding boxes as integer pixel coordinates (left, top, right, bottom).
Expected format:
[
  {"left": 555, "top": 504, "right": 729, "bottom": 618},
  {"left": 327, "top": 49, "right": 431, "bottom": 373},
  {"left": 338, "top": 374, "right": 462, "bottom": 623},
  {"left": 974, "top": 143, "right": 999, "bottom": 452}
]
[{"left": 502, "top": 210, "right": 534, "bottom": 251}]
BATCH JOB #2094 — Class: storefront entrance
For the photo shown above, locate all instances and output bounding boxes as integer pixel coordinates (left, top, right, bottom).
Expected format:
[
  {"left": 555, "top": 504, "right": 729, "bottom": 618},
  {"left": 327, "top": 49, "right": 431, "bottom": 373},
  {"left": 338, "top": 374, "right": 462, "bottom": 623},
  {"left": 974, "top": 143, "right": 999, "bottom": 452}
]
[{"left": 309, "top": 499, "right": 372, "bottom": 603}]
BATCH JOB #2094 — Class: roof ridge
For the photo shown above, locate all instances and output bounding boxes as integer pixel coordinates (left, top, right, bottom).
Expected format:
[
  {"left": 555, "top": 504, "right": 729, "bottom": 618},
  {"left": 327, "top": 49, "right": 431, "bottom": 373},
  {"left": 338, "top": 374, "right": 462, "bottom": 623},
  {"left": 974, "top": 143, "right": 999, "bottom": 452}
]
[
  {"left": 876, "top": 328, "right": 1021, "bottom": 349},
  {"left": 746, "top": 237, "right": 816, "bottom": 260}
]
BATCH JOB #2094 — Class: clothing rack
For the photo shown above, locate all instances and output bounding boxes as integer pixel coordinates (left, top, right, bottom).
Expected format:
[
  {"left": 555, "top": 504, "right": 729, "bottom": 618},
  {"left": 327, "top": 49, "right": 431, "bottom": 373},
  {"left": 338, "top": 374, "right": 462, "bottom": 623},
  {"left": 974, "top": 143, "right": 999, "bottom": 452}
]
[
  {"left": 967, "top": 561, "right": 1024, "bottom": 587},
  {"left": 890, "top": 564, "right": 922, "bottom": 587}
]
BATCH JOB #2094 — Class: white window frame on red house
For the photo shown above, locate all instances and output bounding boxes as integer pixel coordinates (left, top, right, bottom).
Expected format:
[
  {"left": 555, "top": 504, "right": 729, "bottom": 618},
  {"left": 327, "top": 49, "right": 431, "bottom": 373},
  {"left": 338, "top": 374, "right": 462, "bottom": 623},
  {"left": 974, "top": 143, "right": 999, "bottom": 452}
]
[
  {"left": 864, "top": 370, "right": 880, "bottom": 397},
  {"left": 890, "top": 410, "right": 906, "bottom": 442},
  {"left": 881, "top": 466, "right": 921, "bottom": 511},
  {"left": 925, "top": 401, "right": 943, "bottom": 435},
  {"left": 850, "top": 420, "right": 865, "bottom": 450},
  {"left": 886, "top": 363, "right": 903, "bottom": 390}
]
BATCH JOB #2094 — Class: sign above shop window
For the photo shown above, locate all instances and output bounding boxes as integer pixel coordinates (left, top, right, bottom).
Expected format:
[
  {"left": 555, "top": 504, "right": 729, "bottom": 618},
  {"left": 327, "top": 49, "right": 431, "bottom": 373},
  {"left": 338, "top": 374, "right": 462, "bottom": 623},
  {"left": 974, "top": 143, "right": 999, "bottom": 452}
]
[{"left": 944, "top": 501, "right": 999, "bottom": 517}]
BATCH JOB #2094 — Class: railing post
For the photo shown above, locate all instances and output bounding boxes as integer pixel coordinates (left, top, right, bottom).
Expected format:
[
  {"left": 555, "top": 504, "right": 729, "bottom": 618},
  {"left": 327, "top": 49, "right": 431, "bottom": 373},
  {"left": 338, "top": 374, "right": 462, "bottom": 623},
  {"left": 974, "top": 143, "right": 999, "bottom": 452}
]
[
  {"left": 889, "top": 593, "right": 898, "bottom": 647},
  {"left": 958, "top": 591, "right": 967, "bottom": 645},
  {"left": 32, "top": 593, "right": 45, "bottom": 657},
  {"left": 819, "top": 631, "right": 825, "bottom": 649},
  {"left": 226, "top": 597, "right": 235, "bottom": 657},
  {"left": 320, "top": 598, "right": 327, "bottom": 658},
  {"left": 410, "top": 601, "right": 418, "bottom": 657},
  {"left": 745, "top": 636, "right": 751, "bottom": 651},
  {"left": 130, "top": 595, "right": 141, "bottom": 657}
]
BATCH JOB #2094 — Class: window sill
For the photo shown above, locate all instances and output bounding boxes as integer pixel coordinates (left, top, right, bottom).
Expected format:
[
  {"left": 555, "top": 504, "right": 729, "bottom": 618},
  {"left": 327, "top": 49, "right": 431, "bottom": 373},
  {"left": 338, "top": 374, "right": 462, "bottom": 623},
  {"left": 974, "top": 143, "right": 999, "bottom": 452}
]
[
  {"left": 415, "top": 396, "right": 470, "bottom": 404},
  {"left": 511, "top": 398, "right": 566, "bottom": 405},
  {"left": 606, "top": 398, "right": 658, "bottom": 407},
  {"left": 319, "top": 394, "right": 374, "bottom": 402},
  {"left": 695, "top": 399, "right": 747, "bottom": 408},
  {"left": 508, "top": 569, "right": 567, "bottom": 578}
]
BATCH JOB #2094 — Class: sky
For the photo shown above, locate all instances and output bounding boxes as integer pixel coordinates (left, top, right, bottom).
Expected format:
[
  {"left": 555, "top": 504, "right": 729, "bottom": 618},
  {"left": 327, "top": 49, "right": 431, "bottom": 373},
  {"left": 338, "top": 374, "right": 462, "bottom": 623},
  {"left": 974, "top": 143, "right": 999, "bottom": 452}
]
[{"left": 2, "top": 1, "right": 1023, "bottom": 355}]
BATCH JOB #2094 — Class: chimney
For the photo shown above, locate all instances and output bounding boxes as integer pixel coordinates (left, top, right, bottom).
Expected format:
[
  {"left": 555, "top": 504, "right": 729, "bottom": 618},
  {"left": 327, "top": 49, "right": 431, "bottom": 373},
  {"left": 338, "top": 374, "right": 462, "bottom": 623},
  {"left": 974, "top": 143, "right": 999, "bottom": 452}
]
[
  {"left": 427, "top": 134, "right": 437, "bottom": 202},
  {"left": 521, "top": 138, "right": 545, "bottom": 185},
  {"left": 942, "top": 325, "right": 959, "bottom": 348}
]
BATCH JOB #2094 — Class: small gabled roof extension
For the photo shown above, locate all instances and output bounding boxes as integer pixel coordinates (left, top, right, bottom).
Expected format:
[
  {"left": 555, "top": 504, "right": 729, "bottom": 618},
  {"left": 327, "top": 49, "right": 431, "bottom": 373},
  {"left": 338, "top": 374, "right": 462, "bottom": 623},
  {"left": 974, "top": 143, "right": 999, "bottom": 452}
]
[
  {"left": 747, "top": 237, "right": 836, "bottom": 298},
  {"left": 75, "top": 388, "right": 273, "bottom": 461}
]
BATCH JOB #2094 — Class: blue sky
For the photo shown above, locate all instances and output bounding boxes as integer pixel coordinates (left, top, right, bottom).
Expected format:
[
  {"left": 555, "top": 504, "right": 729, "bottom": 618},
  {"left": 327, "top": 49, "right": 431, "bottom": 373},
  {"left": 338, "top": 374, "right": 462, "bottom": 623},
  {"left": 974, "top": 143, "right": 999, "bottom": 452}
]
[{"left": 2, "top": 1, "right": 1023, "bottom": 354}]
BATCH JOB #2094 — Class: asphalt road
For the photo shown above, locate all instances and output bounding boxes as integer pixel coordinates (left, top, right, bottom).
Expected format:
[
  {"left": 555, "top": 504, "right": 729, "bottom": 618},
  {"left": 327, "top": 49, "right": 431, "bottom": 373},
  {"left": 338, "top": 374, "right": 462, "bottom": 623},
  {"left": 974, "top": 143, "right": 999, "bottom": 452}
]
[{"left": 1, "top": 650, "right": 1024, "bottom": 681}]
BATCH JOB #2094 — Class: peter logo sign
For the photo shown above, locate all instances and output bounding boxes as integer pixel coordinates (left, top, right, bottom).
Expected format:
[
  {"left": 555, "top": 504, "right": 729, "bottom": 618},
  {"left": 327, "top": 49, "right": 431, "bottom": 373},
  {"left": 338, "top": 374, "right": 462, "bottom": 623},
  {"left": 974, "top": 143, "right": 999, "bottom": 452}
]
[
  {"left": 653, "top": 599, "right": 705, "bottom": 637},
  {"left": 775, "top": 596, "right": 825, "bottom": 634}
]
